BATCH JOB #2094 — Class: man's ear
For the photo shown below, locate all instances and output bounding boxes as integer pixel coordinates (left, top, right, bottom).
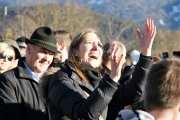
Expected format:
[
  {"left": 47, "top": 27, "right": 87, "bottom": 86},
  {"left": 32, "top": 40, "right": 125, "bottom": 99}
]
[
  {"left": 26, "top": 44, "right": 35, "bottom": 54},
  {"left": 26, "top": 44, "right": 31, "bottom": 54}
]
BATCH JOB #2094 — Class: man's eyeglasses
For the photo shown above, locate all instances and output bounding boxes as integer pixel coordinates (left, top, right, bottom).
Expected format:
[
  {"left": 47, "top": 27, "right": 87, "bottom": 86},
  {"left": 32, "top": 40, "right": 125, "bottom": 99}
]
[{"left": 0, "top": 53, "right": 13, "bottom": 61}]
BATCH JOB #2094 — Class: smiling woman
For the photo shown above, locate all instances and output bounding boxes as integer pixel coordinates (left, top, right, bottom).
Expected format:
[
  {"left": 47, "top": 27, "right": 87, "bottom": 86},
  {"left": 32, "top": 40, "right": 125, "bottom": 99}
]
[
  {"left": 41, "top": 18, "right": 155, "bottom": 120},
  {"left": 0, "top": 42, "right": 15, "bottom": 73},
  {"left": 40, "top": 27, "right": 142, "bottom": 120},
  {"left": 39, "top": 15, "right": 160, "bottom": 120},
  {"left": 40, "top": 28, "right": 123, "bottom": 120}
]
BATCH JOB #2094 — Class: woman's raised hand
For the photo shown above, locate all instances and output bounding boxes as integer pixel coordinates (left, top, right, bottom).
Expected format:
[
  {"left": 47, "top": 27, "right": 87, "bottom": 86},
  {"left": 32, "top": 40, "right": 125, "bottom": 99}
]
[{"left": 136, "top": 18, "right": 156, "bottom": 56}]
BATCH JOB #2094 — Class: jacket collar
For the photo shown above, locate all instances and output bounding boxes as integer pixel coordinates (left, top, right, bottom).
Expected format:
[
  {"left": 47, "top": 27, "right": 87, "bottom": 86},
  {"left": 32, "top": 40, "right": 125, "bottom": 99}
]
[
  {"left": 64, "top": 61, "right": 95, "bottom": 92},
  {"left": 17, "top": 57, "right": 36, "bottom": 81}
]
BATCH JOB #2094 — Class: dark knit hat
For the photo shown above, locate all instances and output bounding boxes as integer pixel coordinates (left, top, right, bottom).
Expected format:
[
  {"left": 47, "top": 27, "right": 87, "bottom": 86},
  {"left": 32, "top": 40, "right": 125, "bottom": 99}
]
[
  {"left": 16, "top": 36, "right": 28, "bottom": 48},
  {"left": 0, "top": 39, "right": 22, "bottom": 59},
  {"left": 25, "top": 26, "right": 60, "bottom": 53}
]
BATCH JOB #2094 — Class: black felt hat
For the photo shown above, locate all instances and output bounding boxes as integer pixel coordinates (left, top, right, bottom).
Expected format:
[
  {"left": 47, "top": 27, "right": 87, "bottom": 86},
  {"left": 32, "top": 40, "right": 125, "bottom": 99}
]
[{"left": 25, "top": 26, "right": 60, "bottom": 53}]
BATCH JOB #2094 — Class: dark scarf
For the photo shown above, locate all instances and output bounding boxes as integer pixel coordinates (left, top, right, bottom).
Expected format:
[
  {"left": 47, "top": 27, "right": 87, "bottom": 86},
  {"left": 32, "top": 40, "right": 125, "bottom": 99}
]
[
  {"left": 82, "top": 63, "right": 102, "bottom": 88},
  {"left": 102, "top": 64, "right": 111, "bottom": 75}
]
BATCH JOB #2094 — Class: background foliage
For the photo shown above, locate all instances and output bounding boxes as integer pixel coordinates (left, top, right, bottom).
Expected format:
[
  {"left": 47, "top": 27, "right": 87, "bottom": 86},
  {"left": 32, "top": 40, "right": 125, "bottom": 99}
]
[{"left": 0, "top": 1, "right": 179, "bottom": 58}]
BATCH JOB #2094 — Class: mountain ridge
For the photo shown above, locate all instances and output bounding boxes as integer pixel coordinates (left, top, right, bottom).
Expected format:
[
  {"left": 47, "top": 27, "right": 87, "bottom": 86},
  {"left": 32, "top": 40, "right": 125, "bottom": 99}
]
[{"left": 0, "top": 0, "right": 179, "bottom": 30}]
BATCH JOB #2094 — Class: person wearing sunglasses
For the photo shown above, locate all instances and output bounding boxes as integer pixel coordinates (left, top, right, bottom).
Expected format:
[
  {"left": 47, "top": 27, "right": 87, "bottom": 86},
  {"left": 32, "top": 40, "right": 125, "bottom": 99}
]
[
  {"left": 0, "top": 39, "right": 22, "bottom": 68},
  {"left": 0, "top": 42, "right": 15, "bottom": 73}
]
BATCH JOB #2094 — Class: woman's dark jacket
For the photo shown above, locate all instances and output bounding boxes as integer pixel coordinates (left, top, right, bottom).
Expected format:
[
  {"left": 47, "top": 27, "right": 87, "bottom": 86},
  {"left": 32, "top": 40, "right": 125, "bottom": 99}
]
[
  {"left": 47, "top": 54, "right": 152, "bottom": 120},
  {"left": 0, "top": 58, "right": 49, "bottom": 120}
]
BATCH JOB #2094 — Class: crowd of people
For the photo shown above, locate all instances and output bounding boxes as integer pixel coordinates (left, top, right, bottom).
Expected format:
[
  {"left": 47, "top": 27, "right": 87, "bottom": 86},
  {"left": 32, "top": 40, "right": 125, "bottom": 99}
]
[{"left": 0, "top": 18, "right": 179, "bottom": 120}]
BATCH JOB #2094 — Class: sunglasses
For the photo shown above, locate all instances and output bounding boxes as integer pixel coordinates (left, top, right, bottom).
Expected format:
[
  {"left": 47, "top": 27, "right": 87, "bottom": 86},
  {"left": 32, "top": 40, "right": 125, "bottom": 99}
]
[{"left": 0, "top": 53, "right": 13, "bottom": 61}]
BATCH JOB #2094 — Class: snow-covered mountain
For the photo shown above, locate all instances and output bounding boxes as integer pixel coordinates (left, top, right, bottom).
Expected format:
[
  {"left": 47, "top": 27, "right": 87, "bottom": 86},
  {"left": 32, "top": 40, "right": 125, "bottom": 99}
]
[
  {"left": 168, "top": 1, "right": 180, "bottom": 28},
  {"left": 83, "top": 0, "right": 180, "bottom": 29},
  {"left": 0, "top": 0, "right": 179, "bottom": 29}
]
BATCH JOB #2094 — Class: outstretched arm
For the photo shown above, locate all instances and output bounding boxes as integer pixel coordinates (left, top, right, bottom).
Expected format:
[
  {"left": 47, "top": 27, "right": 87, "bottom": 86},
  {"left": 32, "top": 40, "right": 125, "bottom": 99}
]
[{"left": 108, "top": 18, "right": 155, "bottom": 107}]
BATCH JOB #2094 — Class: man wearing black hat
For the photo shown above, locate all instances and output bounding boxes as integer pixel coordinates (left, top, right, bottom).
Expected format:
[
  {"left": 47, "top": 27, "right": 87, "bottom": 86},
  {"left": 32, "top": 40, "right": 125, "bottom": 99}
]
[{"left": 0, "top": 26, "right": 60, "bottom": 120}]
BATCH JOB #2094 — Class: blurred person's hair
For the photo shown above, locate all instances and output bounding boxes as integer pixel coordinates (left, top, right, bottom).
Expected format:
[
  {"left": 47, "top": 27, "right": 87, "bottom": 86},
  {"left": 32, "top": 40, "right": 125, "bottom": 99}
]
[
  {"left": 121, "top": 53, "right": 133, "bottom": 73},
  {"left": 119, "top": 53, "right": 134, "bottom": 85},
  {"left": 152, "top": 56, "right": 162, "bottom": 64},
  {"left": 144, "top": 57, "right": 180, "bottom": 111},
  {"left": 53, "top": 30, "right": 72, "bottom": 51}
]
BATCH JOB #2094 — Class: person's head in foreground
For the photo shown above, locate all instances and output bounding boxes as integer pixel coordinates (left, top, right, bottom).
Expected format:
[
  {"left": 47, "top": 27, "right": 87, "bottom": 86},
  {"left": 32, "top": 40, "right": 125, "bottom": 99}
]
[{"left": 144, "top": 57, "right": 180, "bottom": 120}]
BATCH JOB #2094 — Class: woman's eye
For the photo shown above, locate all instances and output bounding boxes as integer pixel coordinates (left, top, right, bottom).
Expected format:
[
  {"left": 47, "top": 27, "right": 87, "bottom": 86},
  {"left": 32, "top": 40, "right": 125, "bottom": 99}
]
[
  {"left": 87, "top": 41, "right": 92, "bottom": 44},
  {"left": 98, "top": 44, "right": 102, "bottom": 48}
]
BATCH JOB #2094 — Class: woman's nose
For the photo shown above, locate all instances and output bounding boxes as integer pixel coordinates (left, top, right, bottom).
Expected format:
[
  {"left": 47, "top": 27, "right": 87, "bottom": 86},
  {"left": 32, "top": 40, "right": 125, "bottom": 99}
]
[{"left": 92, "top": 43, "right": 98, "bottom": 50}]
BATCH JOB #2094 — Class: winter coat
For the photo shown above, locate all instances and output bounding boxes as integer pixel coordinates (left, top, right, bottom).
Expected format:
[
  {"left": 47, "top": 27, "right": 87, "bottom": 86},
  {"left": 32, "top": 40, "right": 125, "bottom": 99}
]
[
  {"left": 47, "top": 54, "right": 152, "bottom": 120},
  {"left": 0, "top": 58, "right": 49, "bottom": 120}
]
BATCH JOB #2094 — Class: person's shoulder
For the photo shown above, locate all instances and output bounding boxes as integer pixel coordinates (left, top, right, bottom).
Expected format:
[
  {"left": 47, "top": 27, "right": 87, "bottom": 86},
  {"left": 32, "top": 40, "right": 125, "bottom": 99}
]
[
  {"left": 52, "top": 62, "right": 80, "bottom": 83},
  {"left": 48, "top": 66, "right": 71, "bottom": 83},
  {"left": 0, "top": 68, "right": 16, "bottom": 77},
  {"left": 0, "top": 68, "right": 19, "bottom": 87},
  {"left": 47, "top": 66, "right": 75, "bottom": 91},
  {"left": 55, "top": 61, "right": 69, "bottom": 71}
]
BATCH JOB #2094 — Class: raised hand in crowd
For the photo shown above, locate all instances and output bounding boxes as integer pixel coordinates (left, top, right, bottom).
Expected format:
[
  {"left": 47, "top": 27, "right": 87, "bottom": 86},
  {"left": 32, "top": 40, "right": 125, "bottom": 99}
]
[{"left": 136, "top": 18, "right": 156, "bottom": 56}]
